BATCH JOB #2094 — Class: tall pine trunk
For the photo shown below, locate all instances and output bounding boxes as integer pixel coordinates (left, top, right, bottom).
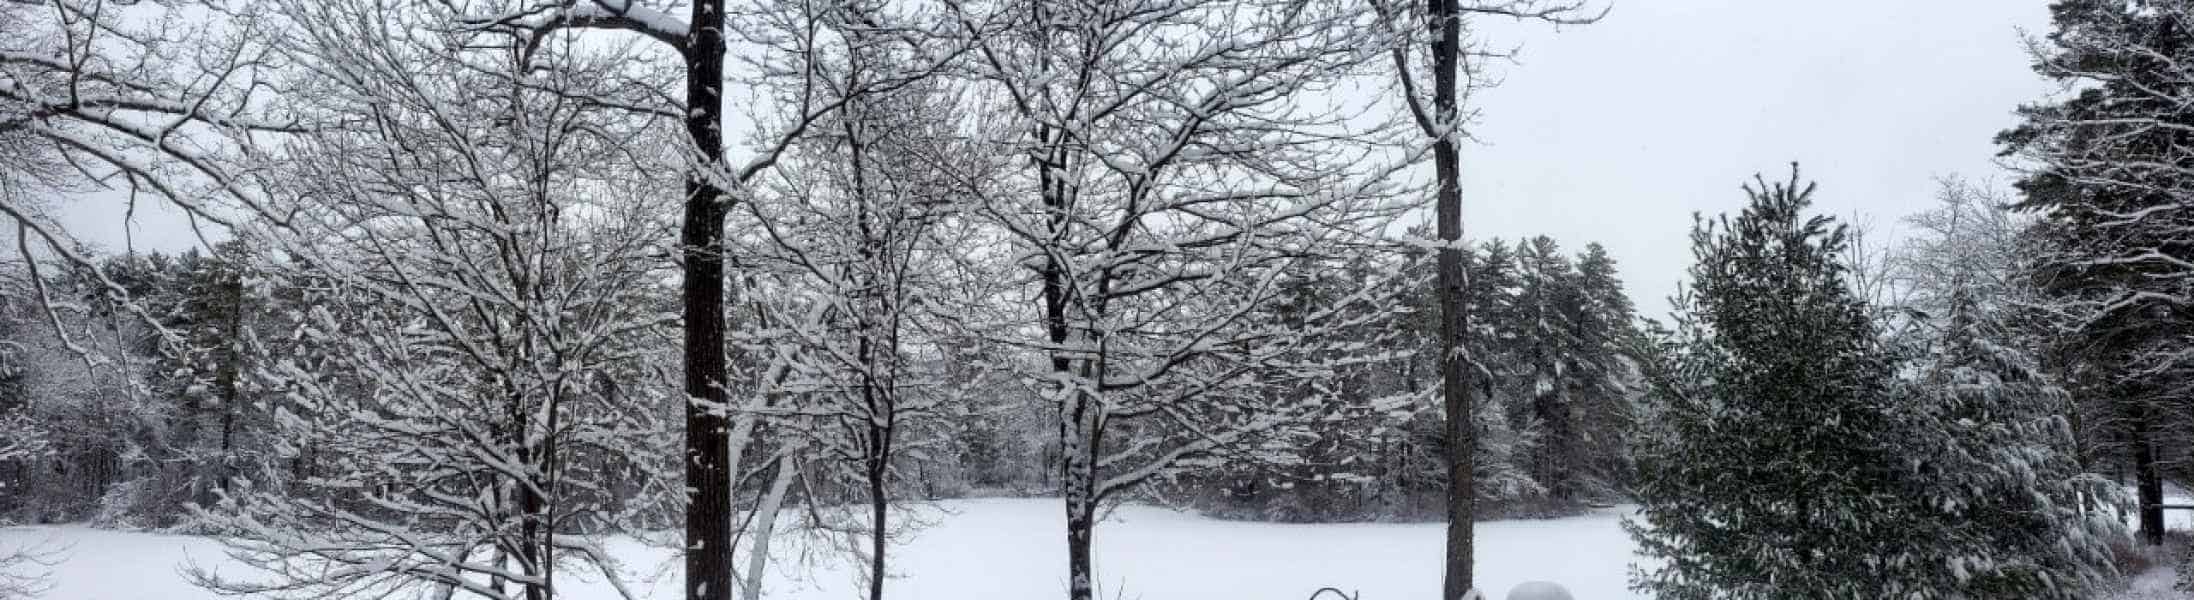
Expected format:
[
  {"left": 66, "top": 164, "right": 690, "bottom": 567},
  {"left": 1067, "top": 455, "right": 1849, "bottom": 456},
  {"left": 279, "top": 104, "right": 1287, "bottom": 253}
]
[
  {"left": 1428, "top": 0, "right": 1476, "bottom": 596},
  {"left": 681, "top": 0, "right": 734, "bottom": 598}
]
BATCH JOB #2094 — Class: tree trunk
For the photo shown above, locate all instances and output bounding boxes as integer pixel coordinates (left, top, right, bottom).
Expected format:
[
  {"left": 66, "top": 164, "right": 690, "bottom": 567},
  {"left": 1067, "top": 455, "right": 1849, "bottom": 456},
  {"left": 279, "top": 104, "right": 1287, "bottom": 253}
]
[
  {"left": 519, "top": 483, "right": 548, "bottom": 600},
  {"left": 867, "top": 448, "right": 889, "bottom": 600},
  {"left": 1429, "top": 0, "right": 1476, "bottom": 596},
  {"left": 2131, "top": 405, "right": 2164, "bottom": 546},
  {"left": 740, "top": 456, "right": 796, "bottom": 600},
  {"left": 1065, "top": 467, "right": 1096, "bottom": 600},
  {"left": 1058, "top": 383, "right": 1099, "bottom": 600},
  {"left": 863, "top": 378, "right": 891, "bottom": 600},
  {"left": 843, "top": 94, "right": 894, "bottom": 600},
  {"left": 2066, "top": 388, "right": 2093, "bottom": 514},
  {"left": 1052, "top": 289, "right": 1100, "bottom": 600},
  {"left": 1536, "top": 366, "right": 1573, "bottom": 505},
  {"left": 215, "top": 271, "right": 245, "bottom": 497},
  {"left": 1033, "top": 21, "right": 1092, "bottom": 590},
  {"left": 682, "top": 0, "right": 734, "bottom": 598}
]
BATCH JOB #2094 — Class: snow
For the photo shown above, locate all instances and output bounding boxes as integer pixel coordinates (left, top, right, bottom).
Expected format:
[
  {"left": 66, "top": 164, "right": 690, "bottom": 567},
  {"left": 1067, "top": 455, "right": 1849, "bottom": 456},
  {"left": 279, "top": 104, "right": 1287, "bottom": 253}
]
[
  {"left": 567, "top": 0, "right": 687, "bottom": 42},
  {"left": 2164, "top": 484, "right": 2194, "bottom": 531},
  {"left": 2112, "top": 566, "right": 2180, "bottom": 600},
  {"left": 1506, "top": 581, "right": 1577, "bottom": 600},
  {"left": 3, "top": 499, "right": 1646, "bottom": 600},
  {"left": 2109, "top": 483, "right": 2194, "bottom": 600}
]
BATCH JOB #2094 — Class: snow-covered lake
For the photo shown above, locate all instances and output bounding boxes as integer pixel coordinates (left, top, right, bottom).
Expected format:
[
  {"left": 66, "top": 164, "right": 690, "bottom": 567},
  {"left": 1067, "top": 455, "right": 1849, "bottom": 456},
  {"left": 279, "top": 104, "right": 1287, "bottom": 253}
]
[{"left": 1, "top": 499, "right": 1643, "bottom": 600}]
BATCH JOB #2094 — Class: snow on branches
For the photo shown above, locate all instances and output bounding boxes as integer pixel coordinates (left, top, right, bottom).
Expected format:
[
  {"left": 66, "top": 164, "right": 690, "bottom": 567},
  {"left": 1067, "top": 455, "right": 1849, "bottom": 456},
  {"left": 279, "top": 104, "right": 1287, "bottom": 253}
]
[
  {"left": 943, "top": 0, "right": 1426, "bottom": 597},
  {"left": 184, "top": 3, "right": 680, "bottom": 598}
]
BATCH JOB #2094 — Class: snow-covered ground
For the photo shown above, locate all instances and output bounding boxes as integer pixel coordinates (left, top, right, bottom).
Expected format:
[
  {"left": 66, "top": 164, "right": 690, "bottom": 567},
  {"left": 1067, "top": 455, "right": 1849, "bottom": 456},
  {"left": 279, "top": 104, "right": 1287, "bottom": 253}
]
[
  {"left": 2, "top": 499, "right": 1641, "bottom": 600},
  {"left": 2114, "top": 565, "right": 2182, "bottom": 600},
  {"left": 15, "top": 496, "right": 2188, "bottom": 600},
  {"left": 2112, "top": 484, "right": 2194, "bottom": 600}
]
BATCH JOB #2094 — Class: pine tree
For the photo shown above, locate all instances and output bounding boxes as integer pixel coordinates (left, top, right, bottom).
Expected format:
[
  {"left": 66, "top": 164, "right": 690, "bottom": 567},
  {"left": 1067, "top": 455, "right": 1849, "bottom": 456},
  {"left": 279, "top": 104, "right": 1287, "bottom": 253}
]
[
  {"left": 1513, "top": 236, "right": 1581, "bottom": 508},
  {"left": 1564, "top": 243, "right": 1640, "bottom": 502},
  {"left": 1383, "top": 237, "right": 1550, "bottom": 518},
  {"left": 1627, "top": 168, "right": 1943, "bottom": 599},
  {"left": 1998, "top": 0, "right": 2194, "bottom": 547},
  {"left": 1888, "top": 184, "right": 2123, "bottom": 599},
  {"left": 1463, "top": 240, "right": 1545, "bottom": 509},
  {"left": 1902, "top": 287, "right": 2121, "bottom": 598}
]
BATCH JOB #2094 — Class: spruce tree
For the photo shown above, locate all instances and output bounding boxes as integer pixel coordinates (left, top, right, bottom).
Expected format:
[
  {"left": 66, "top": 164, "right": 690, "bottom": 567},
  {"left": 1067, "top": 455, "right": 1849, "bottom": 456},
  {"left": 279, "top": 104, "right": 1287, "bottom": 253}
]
[{"left": 1627, "top": 168, "right": 1941, "bottom": 599}]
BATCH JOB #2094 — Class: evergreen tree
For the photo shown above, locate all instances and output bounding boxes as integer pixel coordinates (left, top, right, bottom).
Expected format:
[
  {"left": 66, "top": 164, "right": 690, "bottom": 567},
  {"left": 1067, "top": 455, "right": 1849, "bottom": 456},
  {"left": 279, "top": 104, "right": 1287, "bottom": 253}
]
[
  {"left": 1998, "top": 0, "right": 2194, "bottom": 547},
  {"left": 1464, "top": 240, "right": 1545, "bottom": 509},
  {"left": 1513, "top": 236, "right": 1581, "bottom": 507},
  {"left": 1902, "top": 287, "right": 2121, "bottom": 598},
  {"left": 1628, "top": 169, "right": 1942, "bottom": 599},
  {"left": 1888, "top": 184, "right": 2124, "bottom": 599},
  {"left": 1564, "top": 243, "right": 1640, "bottom": 501}
]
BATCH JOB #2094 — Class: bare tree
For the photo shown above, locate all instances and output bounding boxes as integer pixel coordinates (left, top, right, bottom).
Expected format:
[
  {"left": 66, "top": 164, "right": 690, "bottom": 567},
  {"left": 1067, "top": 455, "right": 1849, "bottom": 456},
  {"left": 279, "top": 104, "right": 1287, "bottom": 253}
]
[
  {"left": 180, "top": 3, "right": 679, "bottom": 598},
  {"left": 941, "top": 1, "right": 1427, "bottom": 598},
  {"left": 458, "top": 3, "right": 961, "bottom": 597},
  {"left": 0, "top": 0, "right": 307, "bottom": 254},
  {"left": 737, "top": 49, "right": 988, "bottom": 600}
]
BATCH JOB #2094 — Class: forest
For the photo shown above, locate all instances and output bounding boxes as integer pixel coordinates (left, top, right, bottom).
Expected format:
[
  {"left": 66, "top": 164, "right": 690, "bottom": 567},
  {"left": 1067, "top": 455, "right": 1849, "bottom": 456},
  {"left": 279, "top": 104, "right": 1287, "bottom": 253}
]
[{"left": 1, "top": 0, "right": 2191, "bottom": 599}]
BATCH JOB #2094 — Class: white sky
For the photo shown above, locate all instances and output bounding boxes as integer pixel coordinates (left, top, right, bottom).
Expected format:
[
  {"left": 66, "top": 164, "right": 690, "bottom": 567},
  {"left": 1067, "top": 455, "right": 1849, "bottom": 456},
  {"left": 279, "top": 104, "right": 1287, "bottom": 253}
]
[
  {"left": 1457, "top": 0, "right": 2055, "bottom": 315},
  {"left": 55, "top": 0, "right": 2059, "bottom": 318}
]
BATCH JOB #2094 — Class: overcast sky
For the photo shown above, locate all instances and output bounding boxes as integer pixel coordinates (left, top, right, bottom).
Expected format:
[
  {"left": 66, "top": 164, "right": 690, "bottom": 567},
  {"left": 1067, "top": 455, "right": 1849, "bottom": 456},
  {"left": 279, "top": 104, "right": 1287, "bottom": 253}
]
[
  {"left": 58, "top": 0, "right": 2060, "bottom": 317},
  {"left": 1457, "top": 0, "right": 2056, "bottom": 315}
]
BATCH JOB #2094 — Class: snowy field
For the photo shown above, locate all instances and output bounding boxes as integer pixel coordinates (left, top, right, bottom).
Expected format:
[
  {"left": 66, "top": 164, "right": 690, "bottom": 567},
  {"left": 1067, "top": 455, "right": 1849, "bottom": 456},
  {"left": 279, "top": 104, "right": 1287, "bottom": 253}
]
[{"left": 2, "top": 499, "right": 1642, "bottom": 600}]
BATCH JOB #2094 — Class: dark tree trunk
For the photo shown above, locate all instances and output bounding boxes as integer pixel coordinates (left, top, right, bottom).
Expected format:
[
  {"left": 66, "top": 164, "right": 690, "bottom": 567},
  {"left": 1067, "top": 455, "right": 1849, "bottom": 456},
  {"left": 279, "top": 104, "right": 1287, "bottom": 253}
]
[
  {"left": 215, "top": 271, "right": 245, "bottom": 497},
  {"left": 1041, "top": 148, "right": 1095, "bottom": 600},
  {"left": 867, "top": 445, "right": 889, "bottom": 600},
  {"left": 2130, "top": 404, "right": 2164, "bottom": 546},
  {"left": 841, "top": 87, "right": 895, "bottom": 600},
  {"left": 682, "top": 1, "right": 734, "bottom": 598},
  {"left": 859, "top": 323, "right": 892, "bottom": 600},
  {"left": 1534, "top": 376, "right": 1574, "bottom": 504},
  {"left": 2065, "top": 384, "right": 2093, "bottom": 513},
  {"left": 1024, "top": 2, "right": 1094, "bottom": 592},
  {"left": 519, "top": 478, "right": 548, "bottom": 600},
  {"left": 1428, "top": 0, "right": 1476, "bottom": 597}
]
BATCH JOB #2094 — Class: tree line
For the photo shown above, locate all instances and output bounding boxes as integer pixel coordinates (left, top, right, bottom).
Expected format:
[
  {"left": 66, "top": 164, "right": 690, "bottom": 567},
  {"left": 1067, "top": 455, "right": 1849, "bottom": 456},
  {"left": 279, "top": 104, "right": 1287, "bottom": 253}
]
[{"left": 0, "top": 231, "right": 1646, "bottom": 523}]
